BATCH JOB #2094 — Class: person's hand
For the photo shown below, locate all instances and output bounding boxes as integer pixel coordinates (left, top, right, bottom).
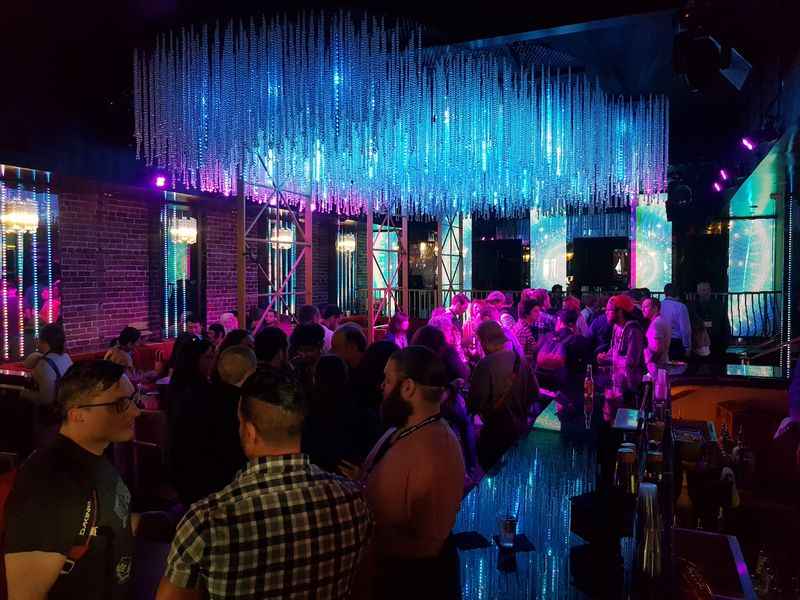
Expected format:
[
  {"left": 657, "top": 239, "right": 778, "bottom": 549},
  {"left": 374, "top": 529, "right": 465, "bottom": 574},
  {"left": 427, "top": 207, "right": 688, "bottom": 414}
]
[{"left": 337, "top": 460, "right": 362, "bottom": 481}]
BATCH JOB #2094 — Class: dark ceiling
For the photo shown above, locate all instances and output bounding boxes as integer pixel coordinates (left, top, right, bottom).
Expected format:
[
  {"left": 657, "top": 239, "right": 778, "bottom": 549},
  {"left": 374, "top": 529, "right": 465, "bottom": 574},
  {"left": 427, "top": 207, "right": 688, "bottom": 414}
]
[{"left": 0, "top": 0, "right": 794, "bottom": 183}]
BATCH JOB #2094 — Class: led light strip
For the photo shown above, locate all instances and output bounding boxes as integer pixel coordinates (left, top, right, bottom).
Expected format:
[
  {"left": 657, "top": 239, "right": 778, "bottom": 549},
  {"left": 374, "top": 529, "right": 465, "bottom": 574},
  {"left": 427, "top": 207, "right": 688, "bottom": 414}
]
[
  {"left": 0, "top": 174, "right": 8, "bottom": 360},
  {"left": 172, "top": 205, "right": 178, "bottom": 338},
  {"left": 45, "top": 174, "right": 53, "bottom": 324},
  {"left": 31, "top": 177, "right": 39, "bottom": 338},
  {"left": 16, "top": 170, "right": 24, "bottom": 357},
  {"left": 162, "top": 204, "right": 169, "bottom": 338}
]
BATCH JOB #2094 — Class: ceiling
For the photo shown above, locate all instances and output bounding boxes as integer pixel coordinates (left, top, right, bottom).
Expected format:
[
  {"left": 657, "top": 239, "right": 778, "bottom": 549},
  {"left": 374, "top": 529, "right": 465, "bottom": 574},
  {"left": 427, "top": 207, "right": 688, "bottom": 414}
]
[{"left": 1, "top": 0, "right": 795, "bottom": 183}]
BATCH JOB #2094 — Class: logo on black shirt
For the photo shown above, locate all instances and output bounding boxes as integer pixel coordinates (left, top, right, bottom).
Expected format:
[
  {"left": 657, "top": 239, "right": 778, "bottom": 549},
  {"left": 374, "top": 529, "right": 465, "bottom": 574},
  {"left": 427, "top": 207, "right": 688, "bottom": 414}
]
[
  {"left": 79, "top": 498, "right": 94, "bottom": 537},
  {"left": 116, "top": 556, "right": 132, "bottom": 584}
]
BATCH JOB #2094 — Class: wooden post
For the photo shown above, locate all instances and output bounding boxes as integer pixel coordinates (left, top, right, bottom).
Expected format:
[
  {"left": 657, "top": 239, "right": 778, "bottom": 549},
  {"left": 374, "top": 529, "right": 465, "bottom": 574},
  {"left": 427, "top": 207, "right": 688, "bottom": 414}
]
[
  {"left": 304, "top": 200, "right": 313, "bottom": 306},
  {"left": 436, "top": 221, "right": 443, "bottom": 308},
  {"left": 458, "top": 213, "right": 464, "bottom": 294},
  {"left": 401, "top": 216, "right": 409, "bottom": 313},
  {"left": 366, "top": 211, "right": 374, "bottom": 343},
  {"left": 236, "top": 176, "right": 247, "bottom": 329}
]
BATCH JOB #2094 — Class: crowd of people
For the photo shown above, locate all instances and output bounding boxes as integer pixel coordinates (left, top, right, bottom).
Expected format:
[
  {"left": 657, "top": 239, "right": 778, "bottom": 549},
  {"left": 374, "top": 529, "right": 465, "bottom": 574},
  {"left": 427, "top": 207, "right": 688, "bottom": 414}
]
[{"left": 3, "top": 281, "right": 730, "bottom": 600}]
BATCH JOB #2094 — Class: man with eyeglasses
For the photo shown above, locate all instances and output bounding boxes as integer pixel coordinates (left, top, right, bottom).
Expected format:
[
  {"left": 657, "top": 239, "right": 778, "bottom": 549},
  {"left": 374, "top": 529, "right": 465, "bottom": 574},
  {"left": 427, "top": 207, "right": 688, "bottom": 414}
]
[{"left": 4, "top": 360, "right": 141, "bottom": 600}]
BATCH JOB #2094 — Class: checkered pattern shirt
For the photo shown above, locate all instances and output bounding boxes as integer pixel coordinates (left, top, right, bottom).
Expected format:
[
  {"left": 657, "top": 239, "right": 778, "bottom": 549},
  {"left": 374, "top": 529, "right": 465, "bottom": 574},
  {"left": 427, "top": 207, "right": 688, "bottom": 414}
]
[{"left": 164, "top": 454, "right": 373, "bottom": 599}]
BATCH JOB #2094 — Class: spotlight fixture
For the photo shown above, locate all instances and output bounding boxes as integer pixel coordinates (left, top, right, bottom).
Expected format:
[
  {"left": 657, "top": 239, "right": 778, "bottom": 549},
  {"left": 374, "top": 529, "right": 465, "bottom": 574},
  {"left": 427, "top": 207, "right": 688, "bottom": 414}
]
[
  {"left": 741, "top": 137, "right": 755, "bottom": 151},
  {"left": 155, "top": 175, "right": 166, "bottom": 188},
  {"left": 719, "top": 169, "right": 728, "bottom": 181}
]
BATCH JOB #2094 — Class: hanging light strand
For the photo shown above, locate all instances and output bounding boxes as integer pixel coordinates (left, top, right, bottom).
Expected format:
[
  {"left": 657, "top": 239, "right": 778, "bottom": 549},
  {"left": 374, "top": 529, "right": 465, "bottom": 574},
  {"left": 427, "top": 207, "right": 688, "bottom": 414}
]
[{"left": 135, "top": 14, "right": 668, "bottom": 218}]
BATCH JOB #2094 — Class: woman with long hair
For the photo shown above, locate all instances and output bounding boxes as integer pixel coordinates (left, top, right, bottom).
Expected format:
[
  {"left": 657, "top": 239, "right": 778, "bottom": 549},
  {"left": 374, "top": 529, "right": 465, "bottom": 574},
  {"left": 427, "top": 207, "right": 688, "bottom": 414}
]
[{"left": 385, "top": 312, "right": 410, "bottom": 349}]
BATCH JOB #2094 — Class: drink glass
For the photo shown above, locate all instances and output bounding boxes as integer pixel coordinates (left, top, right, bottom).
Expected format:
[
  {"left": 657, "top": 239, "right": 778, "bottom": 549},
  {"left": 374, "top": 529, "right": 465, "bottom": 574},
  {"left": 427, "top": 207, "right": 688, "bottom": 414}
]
[
  {"left": 583, "top": 386, "right": 594, "bottom": 428},
  {"left": 497, "top": 513, "right": 517, "bottom": 549}
]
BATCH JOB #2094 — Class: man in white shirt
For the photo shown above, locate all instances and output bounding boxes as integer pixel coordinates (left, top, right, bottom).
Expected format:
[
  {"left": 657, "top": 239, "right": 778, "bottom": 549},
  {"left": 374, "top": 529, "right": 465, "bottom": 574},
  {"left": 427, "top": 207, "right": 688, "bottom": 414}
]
[
  {"left": 660, "top": 284, "right": 692, "bottom": 360},
  {"left": 320, "top": 305, "right": 342, "bottom": 352},
  {"left": 642, "top": 297, "right": 671, "bottom": 376}
]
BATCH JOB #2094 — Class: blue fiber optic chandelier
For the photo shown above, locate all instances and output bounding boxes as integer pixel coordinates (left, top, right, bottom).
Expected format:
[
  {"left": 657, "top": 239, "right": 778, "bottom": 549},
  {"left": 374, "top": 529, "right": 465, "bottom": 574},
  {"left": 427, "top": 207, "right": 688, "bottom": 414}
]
[{"left": 134, "top": 14, "right": 668, "bottom": 218}]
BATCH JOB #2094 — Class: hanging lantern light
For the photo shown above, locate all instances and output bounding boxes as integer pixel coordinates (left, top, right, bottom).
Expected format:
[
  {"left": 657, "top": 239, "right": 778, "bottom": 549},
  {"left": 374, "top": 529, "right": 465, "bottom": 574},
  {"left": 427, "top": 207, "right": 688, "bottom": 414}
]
[
  {"left": 169, "top": 215, "right": 197, "bottom": 245},
  {"left": 271, "top": 228, "right": 293, "bottom": 250},
  {"left": 337, "top": 233, "right": 356, "bottom": 254},
  {"left": 2, "top": 199, "right": 39, "bottom": 234}
]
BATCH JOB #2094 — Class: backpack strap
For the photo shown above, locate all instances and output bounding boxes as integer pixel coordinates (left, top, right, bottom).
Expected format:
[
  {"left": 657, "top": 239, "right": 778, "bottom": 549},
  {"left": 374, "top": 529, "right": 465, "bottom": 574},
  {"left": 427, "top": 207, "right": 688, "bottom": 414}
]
[
  {"left": 60, "top": 488, "right": 98, "bottom": 575},
  {"left": 40, "top": 353, "right": 62, "bottom": 383}
]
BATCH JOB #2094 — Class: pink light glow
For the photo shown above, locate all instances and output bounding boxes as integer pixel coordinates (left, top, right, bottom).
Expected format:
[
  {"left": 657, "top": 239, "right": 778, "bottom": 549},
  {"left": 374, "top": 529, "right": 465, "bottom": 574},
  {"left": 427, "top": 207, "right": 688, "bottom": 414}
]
[
  {"left": 713, "top": 182, "right": 722, "bottom": 192},
  {"left": 155, "top": 175, "right": 166, "bottom": 188}
]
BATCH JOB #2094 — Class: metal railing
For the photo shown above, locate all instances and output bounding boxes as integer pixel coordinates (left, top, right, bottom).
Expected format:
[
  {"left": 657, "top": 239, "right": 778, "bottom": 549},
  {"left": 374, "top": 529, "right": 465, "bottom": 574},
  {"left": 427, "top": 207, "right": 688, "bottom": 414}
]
[{"left": 357, "top": 289, "right": 783, "bottom": 338}]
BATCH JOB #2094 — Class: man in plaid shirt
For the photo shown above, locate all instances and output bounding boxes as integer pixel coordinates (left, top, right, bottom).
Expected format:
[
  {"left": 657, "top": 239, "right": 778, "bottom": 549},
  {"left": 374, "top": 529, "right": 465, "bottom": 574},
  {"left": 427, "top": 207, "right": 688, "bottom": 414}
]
[{"left": 156, "top": 368, "right": 373, "bottom": 600}]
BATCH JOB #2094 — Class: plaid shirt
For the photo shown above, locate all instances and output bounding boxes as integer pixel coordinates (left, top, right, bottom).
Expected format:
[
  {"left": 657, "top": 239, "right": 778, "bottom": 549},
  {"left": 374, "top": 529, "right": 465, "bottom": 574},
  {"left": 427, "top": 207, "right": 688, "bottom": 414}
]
[{"left": 164, "top": 454, "right": 373, "bottom": 599}]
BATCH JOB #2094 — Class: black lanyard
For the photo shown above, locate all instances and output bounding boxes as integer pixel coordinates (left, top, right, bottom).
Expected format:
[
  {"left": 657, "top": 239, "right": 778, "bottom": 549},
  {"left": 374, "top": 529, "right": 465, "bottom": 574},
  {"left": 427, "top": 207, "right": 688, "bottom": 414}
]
[
  {"left": 369, "top": 414, "right": 442, "bottom": 474},
  {"left": 393, "top": 414, "right": 442, "bottom": 443}
]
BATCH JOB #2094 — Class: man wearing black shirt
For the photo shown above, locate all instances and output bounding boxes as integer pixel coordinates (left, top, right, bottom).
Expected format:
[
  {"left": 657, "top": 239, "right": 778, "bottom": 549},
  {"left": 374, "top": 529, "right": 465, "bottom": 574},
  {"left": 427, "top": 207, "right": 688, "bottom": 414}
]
[{"left": 4, "top": 360, "right": 140, "bottom": 600}]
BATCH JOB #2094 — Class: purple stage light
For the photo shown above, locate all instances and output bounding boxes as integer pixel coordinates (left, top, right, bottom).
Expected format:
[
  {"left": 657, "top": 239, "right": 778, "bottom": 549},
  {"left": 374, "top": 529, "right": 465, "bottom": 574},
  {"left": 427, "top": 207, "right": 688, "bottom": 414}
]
[
  {"left": 713, "top": 182, "right": 722, "bottom": 192},
  {"left": 741, "top": 137, "right": 755, "bottom": 151},
  {"left": 155, "top": 175, "right": 166, "bottom": 188},
  {"left": 720, "top": 169, "right": 728, "bottom": 181}
]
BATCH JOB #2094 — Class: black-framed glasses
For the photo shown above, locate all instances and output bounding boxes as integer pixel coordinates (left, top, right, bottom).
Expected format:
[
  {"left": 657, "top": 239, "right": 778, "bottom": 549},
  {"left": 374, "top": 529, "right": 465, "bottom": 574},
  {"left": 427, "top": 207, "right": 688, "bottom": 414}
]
[{"left": 75, "top": 392, "right": 141, "bottom": 414}]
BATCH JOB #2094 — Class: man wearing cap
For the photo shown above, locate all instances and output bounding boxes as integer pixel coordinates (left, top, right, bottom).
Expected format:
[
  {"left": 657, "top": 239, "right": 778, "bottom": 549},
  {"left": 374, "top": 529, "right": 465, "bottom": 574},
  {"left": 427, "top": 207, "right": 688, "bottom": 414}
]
[{"left": 598, "top": 295, "right": 645, "bottom": 399}]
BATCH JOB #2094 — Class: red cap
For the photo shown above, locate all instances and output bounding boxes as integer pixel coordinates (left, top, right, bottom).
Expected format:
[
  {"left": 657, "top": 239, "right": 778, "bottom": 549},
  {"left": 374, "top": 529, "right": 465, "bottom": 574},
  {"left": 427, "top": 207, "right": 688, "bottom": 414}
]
[{"left": 609, "top": 294, "right": 635, "bottom": 314}]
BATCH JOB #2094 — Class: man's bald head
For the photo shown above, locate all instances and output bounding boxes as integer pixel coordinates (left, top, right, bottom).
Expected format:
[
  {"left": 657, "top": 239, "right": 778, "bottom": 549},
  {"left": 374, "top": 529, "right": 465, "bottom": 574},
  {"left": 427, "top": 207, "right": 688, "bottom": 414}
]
[{"left": 218, "top": 346, "right": 258, "bottom": 387}]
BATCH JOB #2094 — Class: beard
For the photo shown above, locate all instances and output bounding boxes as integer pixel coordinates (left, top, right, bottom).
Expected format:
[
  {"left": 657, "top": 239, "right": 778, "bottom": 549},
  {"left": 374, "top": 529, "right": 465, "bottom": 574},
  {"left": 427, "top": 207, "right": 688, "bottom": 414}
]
[{"left": 380, "top": 383, "right": 414, "bottom": 428}]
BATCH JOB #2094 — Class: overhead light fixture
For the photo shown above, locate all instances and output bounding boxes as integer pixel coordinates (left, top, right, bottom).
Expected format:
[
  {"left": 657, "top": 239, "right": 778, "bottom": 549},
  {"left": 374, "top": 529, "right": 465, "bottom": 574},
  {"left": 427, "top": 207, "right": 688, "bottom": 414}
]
[
  {"left": 271, "top": 228, "right": 293, "bottom": 250},
  {"left": 336, "top": 233, "right": 356, "bottom": 253},
  {"left": 170, "top": 215, "right": 198, "bottom": 245},
  {"left": 1, "top": 199, "right": 39, "bottom": 234}
]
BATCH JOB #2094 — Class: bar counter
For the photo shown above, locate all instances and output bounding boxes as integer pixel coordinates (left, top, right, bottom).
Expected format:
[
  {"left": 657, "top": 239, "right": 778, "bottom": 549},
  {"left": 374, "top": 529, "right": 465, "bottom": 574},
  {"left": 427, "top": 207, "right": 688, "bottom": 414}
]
[{"left": 455, "top": 427, "right": 598, "bottom": 599}]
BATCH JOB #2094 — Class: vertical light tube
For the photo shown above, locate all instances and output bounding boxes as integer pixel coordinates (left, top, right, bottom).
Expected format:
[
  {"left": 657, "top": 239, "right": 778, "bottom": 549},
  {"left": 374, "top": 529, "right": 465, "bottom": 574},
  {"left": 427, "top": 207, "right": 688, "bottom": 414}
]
[
  {"left": 17, "top": 234, "right": 24, "bottom": 358},
  {"left": 162, "top": 204, "right": 169, "bottom": 338},
  {"left": 171, "top": 206, "right": 178, "bottom": 338},
  {"left": 45, "top": 175, "right": 53, "bottom": 324},
  {"left": 31, "top": 189, "right": 39, "bottom": 338},
  {"left": 0, "top": 177, "right": 7, "bottom": 360}
]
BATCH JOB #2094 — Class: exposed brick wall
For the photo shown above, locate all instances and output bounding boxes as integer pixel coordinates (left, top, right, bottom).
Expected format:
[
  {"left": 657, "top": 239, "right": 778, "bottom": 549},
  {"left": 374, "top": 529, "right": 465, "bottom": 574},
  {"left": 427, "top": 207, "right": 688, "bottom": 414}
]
[{"left": 60, "top": 182, "right": 161, "bottom": 353}]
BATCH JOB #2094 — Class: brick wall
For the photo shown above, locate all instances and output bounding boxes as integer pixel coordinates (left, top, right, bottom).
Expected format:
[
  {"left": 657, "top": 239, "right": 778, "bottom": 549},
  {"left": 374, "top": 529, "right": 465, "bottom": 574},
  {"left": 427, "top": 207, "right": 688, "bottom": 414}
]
[{"left": 60, "top": 182, "right": 161, "bottom": 353}]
